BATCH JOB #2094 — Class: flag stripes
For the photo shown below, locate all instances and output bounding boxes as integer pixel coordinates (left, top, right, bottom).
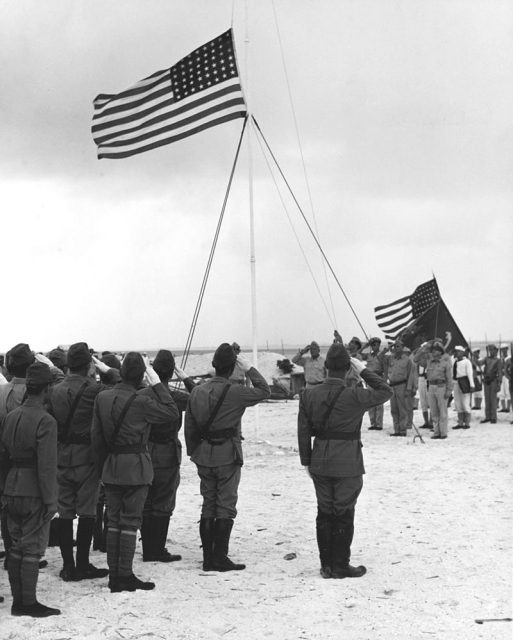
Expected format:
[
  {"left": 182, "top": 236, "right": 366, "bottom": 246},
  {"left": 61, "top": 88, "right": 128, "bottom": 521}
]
[
  {"left": 374, "top": 278, "right": 440, "bottom": 341},
  {"left": 92, "top": 29, "right": 246, "bottom": 159}
]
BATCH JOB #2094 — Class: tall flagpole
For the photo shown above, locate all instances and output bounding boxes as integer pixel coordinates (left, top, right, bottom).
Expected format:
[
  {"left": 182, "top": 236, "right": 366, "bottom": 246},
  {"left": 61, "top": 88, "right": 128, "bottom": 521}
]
[{"left": 245, "top": 1, "right": 260, "bottom": 436}]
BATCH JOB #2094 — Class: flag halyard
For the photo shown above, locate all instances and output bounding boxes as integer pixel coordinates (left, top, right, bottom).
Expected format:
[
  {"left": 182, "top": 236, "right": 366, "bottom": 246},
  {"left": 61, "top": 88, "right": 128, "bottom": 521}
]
[{"left": 92, "top": 29, "right": 247, "bottom": 159}]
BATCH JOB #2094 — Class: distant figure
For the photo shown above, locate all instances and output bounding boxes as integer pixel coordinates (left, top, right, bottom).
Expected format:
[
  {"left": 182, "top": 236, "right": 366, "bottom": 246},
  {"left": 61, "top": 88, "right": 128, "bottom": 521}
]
[
  {"left": 471, "top": 349, "right": 483, "bottom": 411},
  {"left": 185, "top": 343, "right": 270, "bottom": 572},
  {"left": 452, "top": 346, "right": 475, "bottom": 430},
  {"left": 292, "top": 341, "right": 326, "bottom": 388},
  {"left": 478, "top": 345, "right": 501, "bottom": 424},
  {"left": 498, "top": 347, "right": 511, "bottom": 413},
  {"left": 414, "top": 343, "right": 432, "bottom": 429},
  {"left": 0, "top": 362, "right": 61, "bottom": 617},
  {"left": 297, "top": 342, "right": 392, "bottom": 579},
  {"left": 48, "top": 347, "right": 68, "bottom": 374},
  {"left": 415, "top": 341, "right": 453, "bottom": 439},
  {"left": 362, "top": 337, "right": 389, "bottom": 430},
  {"left": 388, "top": 340, "right": 416, "bottom": 437}
]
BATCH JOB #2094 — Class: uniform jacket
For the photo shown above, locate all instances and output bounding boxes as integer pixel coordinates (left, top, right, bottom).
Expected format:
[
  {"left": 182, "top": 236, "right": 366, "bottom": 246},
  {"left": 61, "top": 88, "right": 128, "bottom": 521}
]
[
  {"left": 388, "top": 354, "right": 416, "bottom": 393},
  {"left": 479, "top": 356, "right": 501, "bottom": 384},
  {"left": 49, "top": 373, "right": 109, "bottom": 468},
  {"left": 298, "top": 369, "right": 392, "bottom": 477},
  {"left": 0, "top": 369, "right": 64, "bottom": 422},
  {"left": 139, "top": 382, "right": 193, "bottom": 469},
  {"left": 185, "top": 367, "right": 270, "bottom": 467},
  {"left": 91, "top": 382, "right": 179, "bottom": 486},
  {"left": 0, "top": 398, "right": 58, "bottom": 506},
  {"left": 425, "top": 355, "right": 453, "bottom": 396}
]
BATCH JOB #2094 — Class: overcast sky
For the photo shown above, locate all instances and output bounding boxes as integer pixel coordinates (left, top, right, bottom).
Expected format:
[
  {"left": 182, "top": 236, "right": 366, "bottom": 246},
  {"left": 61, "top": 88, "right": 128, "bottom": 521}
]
[{"left": 1, "top": 0, "right": 512, "bottom": 354}]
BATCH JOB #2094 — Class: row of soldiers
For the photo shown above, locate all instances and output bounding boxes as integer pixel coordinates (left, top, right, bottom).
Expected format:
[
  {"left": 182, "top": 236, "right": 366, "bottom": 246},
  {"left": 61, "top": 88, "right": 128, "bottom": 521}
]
[
  {"left": 0, "top": 336, "right": 394, "bottom": 618},
  {"left": 293, "top": 335, "right": 512, "bottom": 439},
  {"left": 0, "top": 341, "right": 270, "bottom": 617}
]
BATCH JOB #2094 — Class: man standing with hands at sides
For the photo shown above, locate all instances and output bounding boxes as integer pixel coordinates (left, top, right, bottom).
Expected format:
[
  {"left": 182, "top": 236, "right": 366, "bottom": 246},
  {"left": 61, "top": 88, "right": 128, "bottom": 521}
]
[
  {"left": 363, "top": 337, "right": 389, "bottom": 430},
  {"left": 0, "top": 362, "right": 60, "bottom": 617},
  {"left": 185, "top": 344, "right": 270, "bottom": 572},
  {"left": 388, "top": 340, "right": 416, "bottom": 437},
  {"left": 415, "top": 341, "right": 453, "bottom": 439},
  {"left": 92, "top": 353, "right": 180, "bottom": 593},
  {"left": 452, "top": 346, "right": 475, "bottom": 430},
  {"left": 298, "top": 342, "right": 392, "bottom": 579},
  {"left": 292, "top": 341, "right": 326, "bottom": 388}
]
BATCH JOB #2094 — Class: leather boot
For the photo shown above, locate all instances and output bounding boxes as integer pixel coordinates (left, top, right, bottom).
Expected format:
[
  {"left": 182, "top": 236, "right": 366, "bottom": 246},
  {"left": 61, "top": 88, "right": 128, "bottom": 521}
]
[
  {"left": 13, "top": 553, "right": 60, "bottom": 616},
  {"left": 472, "top": 397, "right": 482, "bottom": 410},
  {"left": 143, "top": 516, "right": 181, "bottom": 562},
  {"left": 47, "top": 519, "right": 60, "bottom": 547},
  {"left": 316, "top": 510, "right": 332, "bottom": 578},
  {"left": 200, "top": 517, "right": 215, "bottom": 571},
  {"left": 7, "top": 550, "right": 22, "bottom": 609},
  {"left": 211, "top": 518, "right": 245, "bottom": 572},
  {"left": 331, "top": 509, "right": 366, "bottom": 579},
  {"left": 58, "top": 518, "right": 76, "bottom": 581},
  {"left": 92, "top": 503, "right": 105, "bottom": 551},
  {"left": 74, "top": 517, "right": 108, "bottom": 580}
]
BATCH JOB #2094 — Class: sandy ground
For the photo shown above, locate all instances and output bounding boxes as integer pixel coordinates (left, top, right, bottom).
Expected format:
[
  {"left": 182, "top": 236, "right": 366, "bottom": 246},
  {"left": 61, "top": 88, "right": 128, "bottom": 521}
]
[{"left": 1, "top": 400, "right": 512, "bottom": 640}]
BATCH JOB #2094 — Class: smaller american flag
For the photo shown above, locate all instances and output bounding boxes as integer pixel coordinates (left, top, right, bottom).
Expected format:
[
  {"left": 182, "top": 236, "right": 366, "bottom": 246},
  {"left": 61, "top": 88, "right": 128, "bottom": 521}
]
[
  {"left": 92, "top": 29, "right": 246, "bottom": 159},
  {"left": 374, "top": 279, "right": 440, "bottom": 341}
]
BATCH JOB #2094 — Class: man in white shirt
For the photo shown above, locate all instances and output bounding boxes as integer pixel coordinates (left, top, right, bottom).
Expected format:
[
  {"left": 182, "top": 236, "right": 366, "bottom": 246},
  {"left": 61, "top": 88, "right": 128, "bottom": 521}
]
[{"left": 452, "top": 346, "right": 475, "bottom": 429}]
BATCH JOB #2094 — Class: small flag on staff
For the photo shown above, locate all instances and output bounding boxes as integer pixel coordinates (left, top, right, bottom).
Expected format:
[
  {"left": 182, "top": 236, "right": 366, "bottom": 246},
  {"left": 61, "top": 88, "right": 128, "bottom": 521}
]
[
  {"left": 374, "top": 278, "right": 440, "bottom": 341},
  {"left": 92, "top": 29, "right": 247, "bottom": 159}
]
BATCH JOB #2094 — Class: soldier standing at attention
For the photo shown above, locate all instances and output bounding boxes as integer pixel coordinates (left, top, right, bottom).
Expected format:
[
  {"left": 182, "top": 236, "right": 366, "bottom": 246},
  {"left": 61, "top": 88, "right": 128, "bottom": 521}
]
[
  {"left": 479, "top": 344, "right": 501, "bottom": 424},
  {"left": 92, "top": 352, "right": 179, "bottom": 593},
  {"left": 139, "top": 350, "right": 195, "bottom": 563},
  {"left": 292, "top": 341, "right": 326, "bottom": 388},
  {"left": 387, "top": 340, "right": 416, "bottom": 437},
  {"left": 298, "top": 342, "right": 392, "bottom": 579},
  {"left": 362, "top": 337, "right": 389, "bottom": 430},
  {"left": 185, "top": 343, "right": 270, "bottom": 572},
  {"left": 48, "top": 342, "right": 111, "bottom": 582},
  {"left": 0, "top": 362, "right": 60, "bottom": 617},
  {"left": 415, "top": 340, "right": 453, "bottom": 439}
]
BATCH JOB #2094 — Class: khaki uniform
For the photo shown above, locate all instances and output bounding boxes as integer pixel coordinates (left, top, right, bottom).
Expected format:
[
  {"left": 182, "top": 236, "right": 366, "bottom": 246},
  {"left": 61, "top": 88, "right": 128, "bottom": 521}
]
[{"left": 388, "top": 355, "right": 416, "bottom": 435}]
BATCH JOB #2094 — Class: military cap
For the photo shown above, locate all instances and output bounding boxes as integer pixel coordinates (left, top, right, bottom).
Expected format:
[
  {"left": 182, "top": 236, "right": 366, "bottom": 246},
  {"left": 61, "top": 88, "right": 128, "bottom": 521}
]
[
  {"left": 212, "top": 343, "right": 237, "bottom": 371},
  {"left": 7, "top": 343, "right": 34, "bottom": 370},
  {"left": 310, "top": 341, "right": 320, "bottom": 348},
  {"left": 431, "top": 341, "right": 445, "bottom": 353},
  {"left": 121, "top": 352, "right": 146, "bottom": 382},
  {"left": 67, "top": 342, "right": 92, "bottom": 369},
  {"left": 349, "top": 336, "right": 362, "bottom": 349},
  {"left": 488, "top": 344, "right": 498, "bottom": 351},
  {"left": 48, "top": 347, "right": 67, "bottom": 370},
  {"left": 152, "top": 350, "right": 175, "bottom": 378},
  {"left": 454, "top": 345, "right": 465, "bottom": 352},
  {"left": 101, "top": 353, "right": 121, "bottom": 370},
  {"left": 369, "top": 337, "right": 381, "bottom": 346},
  {"left": 26, "top": 362, "right": 52, "bottom": 386},
  {"left": 325, "top": 342, "right": 350, "bottom": 371}
]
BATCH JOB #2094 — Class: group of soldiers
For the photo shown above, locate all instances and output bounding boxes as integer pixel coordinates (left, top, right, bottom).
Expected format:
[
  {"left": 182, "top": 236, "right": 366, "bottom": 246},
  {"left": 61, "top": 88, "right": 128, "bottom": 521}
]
[
  {"left": 293, "top": 335, "right": 513, "bottom": 440},
  {"left": 0, "top": 341, "right": 270, "bottom": 617}
]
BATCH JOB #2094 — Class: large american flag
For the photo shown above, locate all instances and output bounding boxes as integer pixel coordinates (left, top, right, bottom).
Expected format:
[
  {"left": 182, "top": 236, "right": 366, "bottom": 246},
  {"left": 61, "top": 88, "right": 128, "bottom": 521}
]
[
  {"left": 374, "top": 278, "right": 441, "bottom": 341},
  {"left": 92, "top": 29, "right": 247, "bottom": 159}
]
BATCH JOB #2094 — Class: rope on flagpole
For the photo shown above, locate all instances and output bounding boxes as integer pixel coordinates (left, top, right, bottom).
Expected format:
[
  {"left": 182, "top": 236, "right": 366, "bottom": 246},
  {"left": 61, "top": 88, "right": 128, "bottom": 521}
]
[
  {"left": 251, "top": 115, "right": 369, "bottom": 341},
  {"left": 180, "top": 115, "right": 249, "bottom": 369}
]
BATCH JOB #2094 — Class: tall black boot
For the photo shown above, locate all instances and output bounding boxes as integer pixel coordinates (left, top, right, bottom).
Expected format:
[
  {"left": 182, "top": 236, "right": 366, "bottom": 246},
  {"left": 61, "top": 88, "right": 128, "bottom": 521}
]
[
  {"left": 316, "top": 510, "right": 332, "bottom": 578},
  {"left": 47, "top": 519, "right": 60, "bottom": 547},
  {"left": 1, "top": 509, "right": 12, "bottom": 569},
  {"left": 115, "top": 529, "right": 154, "bottom": 593},
  {"left": 92, "top": 503, "right": 104, "bottom": 551},
  {"left": 199, "top": 517, "right": 215, "bottom": 571},
  {"left": 58, "top": 518, "right": 76, "bottom": 581},
  {"left": 331, "top": 509, "right": 366, "bottom": 579},
  {"left": 74, "top": 517, "right": 108, "bottom": 580},
  {"left": 149, "top": 516, "right": 181, "bottom": 562},
  {"left": 7, "top": 550, "right": 22, "bottom": 609},
  {"left": 211, "top": 518, "right": 245, "bottom": 572}
]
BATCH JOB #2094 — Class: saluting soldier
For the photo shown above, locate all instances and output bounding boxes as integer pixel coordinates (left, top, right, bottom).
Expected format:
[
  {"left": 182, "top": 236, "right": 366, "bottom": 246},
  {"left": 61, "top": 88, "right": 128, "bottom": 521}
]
[
  {"left": 91, "top": 352, "right": 180, "bottom": 593},
  {"left": 139, "top": 349, "right": 195, "bottom": 563},
  {"left": 362, "top": 337, "right": 389, "bottom": 430},
  {"left": 48, "top": 342, "right": 110, "bottom": 582},
  {"left": 185, "top": 343, "right": 270, "bottom": 572},
  {"left": 298, "top": 342, "right": 392, "bottom": 579},
  {"left": 0, "top": 362, "right": 60, "bottom": 617}
]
